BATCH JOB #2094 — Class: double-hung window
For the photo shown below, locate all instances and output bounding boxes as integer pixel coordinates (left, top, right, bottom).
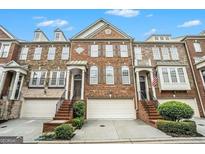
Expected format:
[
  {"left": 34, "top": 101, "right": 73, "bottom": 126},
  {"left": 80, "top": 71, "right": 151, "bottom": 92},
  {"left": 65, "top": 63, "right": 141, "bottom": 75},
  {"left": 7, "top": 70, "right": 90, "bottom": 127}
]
[
  {"left": 33, "top": 46, "right": 42, "bottom": 60},
  {"left": 152, "top": 47, "right": 161, "bottom": 60},
  {"left": 161, "top": 47, "right": 170, "bottom": 60},
  {"left": 193, "top": 42, "right": 202, "bottom": 52},
  {"left": 170, "top": 47, "right": 179, "bottom": 60},
  {"left": 170, "top": 68, "right": 178, "bottom": 83},
  {"left": 162, "top": 68, "right": 169, "bottom": 83},
  {"left": 61, "top": 46, "right": 69, "bottom": 60},
  {"left": 91, "top": 45, "right": 98, "bottom": 57},
  {"left": 134, "top": 47, "right": 142, "bottom": 60},
  {"left": 47, "top": 47, "right": 56, "bottom": 60},
  {"left": 49, "top": 71, "right": 66, "bottom": 87},
  {"left": 106, "top": 66, "right": 114, "bottom": 84},
  {"left": 121, "top": 66, "right": 130, "bottom": 84},
  {"left": 105, "top": 45, "right": 113, "bottom": 57},
  {"left": 30, "top": 71, "right": 47, "bottom": 87},
  {"left": 177, "top": 68, "right": 185, "bottom": 83},
  {"left": 120, "top": 45, "right": 128, "bottom": 57},
  {"left": 0, "top": 42, "right": 11, "bottom": 58},
  {"left": 90, "top": 66, "right": 98, "bottom": 84},
  {"left": 19, "top": 46, "right": 28, "bottom": 60}
]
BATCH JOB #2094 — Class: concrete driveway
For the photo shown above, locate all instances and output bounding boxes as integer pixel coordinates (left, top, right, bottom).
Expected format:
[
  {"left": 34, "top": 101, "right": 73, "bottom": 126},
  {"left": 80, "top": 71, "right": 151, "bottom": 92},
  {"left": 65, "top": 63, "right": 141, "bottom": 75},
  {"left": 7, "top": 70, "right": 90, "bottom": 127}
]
[
  {"left": 194, "top": 118, "right": 205, "bottom": 136},
  {"left": 72, "top": 120, "right": 170, "bottom": 141},
  {"left": 0, "top": 118, "right": 49, "bottom": 142}
]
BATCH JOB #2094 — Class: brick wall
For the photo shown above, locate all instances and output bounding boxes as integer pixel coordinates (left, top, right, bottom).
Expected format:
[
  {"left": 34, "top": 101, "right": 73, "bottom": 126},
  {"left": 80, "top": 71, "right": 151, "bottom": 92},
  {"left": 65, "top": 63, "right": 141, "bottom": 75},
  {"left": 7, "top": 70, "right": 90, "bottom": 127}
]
[
  {"left": 185, "top": 38, "right": 205, "bottom": 116},
  {"left": 71, "top": 40, "right": 135, "bottom": 100}
]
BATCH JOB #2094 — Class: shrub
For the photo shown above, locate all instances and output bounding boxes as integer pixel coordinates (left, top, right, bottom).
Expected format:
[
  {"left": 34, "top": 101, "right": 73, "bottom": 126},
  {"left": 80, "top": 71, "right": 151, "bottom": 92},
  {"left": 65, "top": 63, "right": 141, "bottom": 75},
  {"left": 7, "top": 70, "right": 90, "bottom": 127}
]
[
  {"left": 72, "top": 117, "right": 84, "bottom": 129},
  {"left": 157, "top": 101, "right": 194, "bottom": 121},
  {"left": 73, "top": 100, "right": 85, "bottom": 118},
  {"left": 157, "top": 120, "right": 199, "bottom": 137},
  {"left": 54, "top": 124, "right": 74, "bottom": 140},
  {"left": 37, "top": 132, "right": 56, "bottom": 141}
]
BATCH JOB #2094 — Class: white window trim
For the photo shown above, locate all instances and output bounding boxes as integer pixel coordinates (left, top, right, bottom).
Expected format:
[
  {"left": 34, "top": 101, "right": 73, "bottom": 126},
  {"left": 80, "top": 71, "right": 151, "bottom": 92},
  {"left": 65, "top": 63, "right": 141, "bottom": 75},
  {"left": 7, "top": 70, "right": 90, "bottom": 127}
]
[
  {"left": 49, "top": 71, "right": 66, "bottom": 87},
  {"left": 19, "top": 46, "right": 28, "bottom": 60},
  {"left": 0, "top": 42, "right": 11, "bottom": 58},
  {"left": 91, "top": 45, "right": 99, "bottom": 57},
  {"left": 170, "top": 47, "right": 179, "bottom": 60},
  {"left": 158, "top": 66, "right": 190, "bottom": 90},
  {"left": 29, "top": 71, "right": 47, "bottom": 87},
  {"left": 193, "top": 42, "right": 202, "bottom": 52},
  {"left": 152, "top": 47, "right": 161, "bottom": 60},
  {"left": 121, "top": 66, "right": 130, "bottom": 84},
  {"left": 61, "top": 46, "right": 69, "bottom": 60},
  {"left": 105, "top": 45, "right": 113, "bottom": 57},
  {"left": 90, "top": 66, "right": 98, "bottom": 85},
  {"left": 47, "top": 47, "right": 56, "bottom": 60},
  {"left": 33, "top": 46, "right": 42, "bottom": 60},
  {"left": 106, "top": 66, "right": 114, "bottom": 84},
  {"left": 161, "top": 47, "right": 170, "bottom": 60},
  {"left": 120, "top": 45, "right": 128, "bottom": 57},
  {"left": 134, "top": 47, "right": 142, "bottom": 60}
]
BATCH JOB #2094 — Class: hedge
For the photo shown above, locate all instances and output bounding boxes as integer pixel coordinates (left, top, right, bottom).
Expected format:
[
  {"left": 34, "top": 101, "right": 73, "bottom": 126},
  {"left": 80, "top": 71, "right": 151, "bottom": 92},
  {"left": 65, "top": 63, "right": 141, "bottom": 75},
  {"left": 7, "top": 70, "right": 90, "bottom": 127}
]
[{"left": 157, "top": 120, "right": 199, "bottom": 137}]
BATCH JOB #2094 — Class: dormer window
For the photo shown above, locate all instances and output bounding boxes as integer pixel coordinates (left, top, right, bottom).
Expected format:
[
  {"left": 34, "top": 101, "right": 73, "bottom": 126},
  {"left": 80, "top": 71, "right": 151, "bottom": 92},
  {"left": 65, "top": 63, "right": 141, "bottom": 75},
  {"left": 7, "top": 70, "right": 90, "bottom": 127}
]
[
  {"left": 155, "top": 36, "right": 159, "bottom": 40},
  {"left": 35, "top": 32, "right": 40, "bottom": 41},
  {"left": 55, "top": 32, "right": 60, "bottom": 41}
]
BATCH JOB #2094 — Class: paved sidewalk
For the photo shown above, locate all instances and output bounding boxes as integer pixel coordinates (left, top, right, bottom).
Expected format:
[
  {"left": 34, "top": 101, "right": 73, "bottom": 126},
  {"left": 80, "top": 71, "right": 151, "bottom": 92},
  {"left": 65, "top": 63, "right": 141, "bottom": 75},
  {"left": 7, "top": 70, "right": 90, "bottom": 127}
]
[{"left": 71, "top": 120, "right": 170, "bottom": 141}]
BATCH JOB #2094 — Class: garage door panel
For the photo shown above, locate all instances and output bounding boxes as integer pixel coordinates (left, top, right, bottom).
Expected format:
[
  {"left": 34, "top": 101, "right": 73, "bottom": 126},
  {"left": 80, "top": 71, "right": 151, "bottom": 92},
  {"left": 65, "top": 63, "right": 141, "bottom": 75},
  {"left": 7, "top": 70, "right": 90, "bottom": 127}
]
[
  {"left": 87, "top": 99, "right": 136, "bottom": 119},
  {"left": 21, "top": 99, "right": 58, "bottom": 118}
]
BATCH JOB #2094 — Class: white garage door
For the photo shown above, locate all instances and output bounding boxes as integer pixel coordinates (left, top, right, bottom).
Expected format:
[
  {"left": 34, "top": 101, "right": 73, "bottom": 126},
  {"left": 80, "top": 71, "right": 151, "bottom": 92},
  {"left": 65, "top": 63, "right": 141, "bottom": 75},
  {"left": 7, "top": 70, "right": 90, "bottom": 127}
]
[
  {"left": 20, "top": 99, "right": 58, "bottom": 118},
  {"left": 87, "top": 99, "right": 136, "bottom": 119},
  {"left": 158, "top": 99, "right": 200, "bottom": 117}
]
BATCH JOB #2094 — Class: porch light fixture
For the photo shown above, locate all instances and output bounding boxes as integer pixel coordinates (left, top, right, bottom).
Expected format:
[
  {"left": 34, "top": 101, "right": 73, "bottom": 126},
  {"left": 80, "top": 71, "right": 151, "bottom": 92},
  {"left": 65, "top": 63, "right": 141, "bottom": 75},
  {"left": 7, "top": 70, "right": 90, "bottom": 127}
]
[{"left": 109, "top": 90, "right": 112, "bottom": 98}]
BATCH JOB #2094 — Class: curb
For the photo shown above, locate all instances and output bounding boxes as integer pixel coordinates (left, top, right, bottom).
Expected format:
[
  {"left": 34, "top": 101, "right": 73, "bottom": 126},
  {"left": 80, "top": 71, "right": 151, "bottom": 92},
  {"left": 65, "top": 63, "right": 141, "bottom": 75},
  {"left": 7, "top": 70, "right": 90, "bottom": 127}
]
[{"left": 24, "top": 137, "right": 205, "bottom": 144}]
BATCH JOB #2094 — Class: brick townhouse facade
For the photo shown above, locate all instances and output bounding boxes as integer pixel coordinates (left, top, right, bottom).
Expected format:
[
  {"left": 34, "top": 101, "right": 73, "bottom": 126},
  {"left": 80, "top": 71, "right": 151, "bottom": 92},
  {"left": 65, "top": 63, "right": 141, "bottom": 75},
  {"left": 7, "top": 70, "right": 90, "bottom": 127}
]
[{"left": 0, "top": 19, "right": 204, "bottom": 126}]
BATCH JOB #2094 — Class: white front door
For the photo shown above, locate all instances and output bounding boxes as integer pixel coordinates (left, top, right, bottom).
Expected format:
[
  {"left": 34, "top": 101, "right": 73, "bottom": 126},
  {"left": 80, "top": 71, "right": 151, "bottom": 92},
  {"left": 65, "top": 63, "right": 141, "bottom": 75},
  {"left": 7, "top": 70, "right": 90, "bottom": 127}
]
[{"left": 87, "top": 99, "right": 136, "bottom": 119}]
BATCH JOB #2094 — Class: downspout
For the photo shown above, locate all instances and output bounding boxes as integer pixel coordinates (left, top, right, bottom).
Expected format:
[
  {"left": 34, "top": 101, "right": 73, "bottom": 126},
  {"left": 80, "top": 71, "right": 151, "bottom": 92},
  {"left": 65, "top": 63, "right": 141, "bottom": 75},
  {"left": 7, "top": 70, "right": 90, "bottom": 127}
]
[
  {"left": 129, "top": 40, "right": 139, "bottom": 117},
  {"left": 184, "top": 41, "right": 205, "bottom": 116}
]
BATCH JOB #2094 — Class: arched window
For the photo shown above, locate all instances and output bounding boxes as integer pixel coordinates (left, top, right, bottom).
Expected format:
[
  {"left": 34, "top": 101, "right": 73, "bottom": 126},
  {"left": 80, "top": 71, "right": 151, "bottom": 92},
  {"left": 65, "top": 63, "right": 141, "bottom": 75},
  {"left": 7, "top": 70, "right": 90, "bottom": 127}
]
[{"left": 90, "top": 66, "right": 98, "bottom": 84}]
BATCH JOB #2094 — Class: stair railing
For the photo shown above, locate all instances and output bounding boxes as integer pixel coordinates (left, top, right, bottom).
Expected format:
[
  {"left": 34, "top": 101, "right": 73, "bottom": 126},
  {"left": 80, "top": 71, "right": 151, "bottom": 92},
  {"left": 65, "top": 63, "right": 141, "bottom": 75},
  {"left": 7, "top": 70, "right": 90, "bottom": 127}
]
[{"left": 56, "top": 90, "right": 66, "bottom": 113}]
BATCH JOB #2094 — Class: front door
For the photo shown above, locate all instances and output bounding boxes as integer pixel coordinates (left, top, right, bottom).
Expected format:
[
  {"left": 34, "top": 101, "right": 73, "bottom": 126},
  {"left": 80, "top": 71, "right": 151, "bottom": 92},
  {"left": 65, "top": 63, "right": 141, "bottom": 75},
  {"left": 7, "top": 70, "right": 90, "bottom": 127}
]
[
  {"left": 140, "top": 76, "right": 147, "bottom": 100},
  {"left": 73, "top": 74, "right": 82, "bottom": 100}
]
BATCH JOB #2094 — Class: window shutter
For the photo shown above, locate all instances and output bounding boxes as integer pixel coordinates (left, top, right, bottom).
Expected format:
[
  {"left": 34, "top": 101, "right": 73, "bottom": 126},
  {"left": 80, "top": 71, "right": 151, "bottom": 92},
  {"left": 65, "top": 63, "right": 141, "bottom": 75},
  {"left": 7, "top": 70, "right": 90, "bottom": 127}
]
[{"left": 115, "top": 45, "right": 119, "bottom": 57}]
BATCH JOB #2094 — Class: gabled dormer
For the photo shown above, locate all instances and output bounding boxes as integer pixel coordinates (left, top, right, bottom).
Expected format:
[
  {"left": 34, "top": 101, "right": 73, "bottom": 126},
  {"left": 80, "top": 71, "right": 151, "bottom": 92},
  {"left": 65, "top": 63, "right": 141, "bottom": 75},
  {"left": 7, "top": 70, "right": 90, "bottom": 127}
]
[
  {"left": 33, "top": 28, "right": 49, "bottom": 42},
  {"left": 0, "top": 25, "right": 16, "bottom": 40},
  {"left": 146, "top": 34, "right": 172, "bottom": 42},
  {"left": 54, "top": 28, "right": 67, "bottom": 42}
]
